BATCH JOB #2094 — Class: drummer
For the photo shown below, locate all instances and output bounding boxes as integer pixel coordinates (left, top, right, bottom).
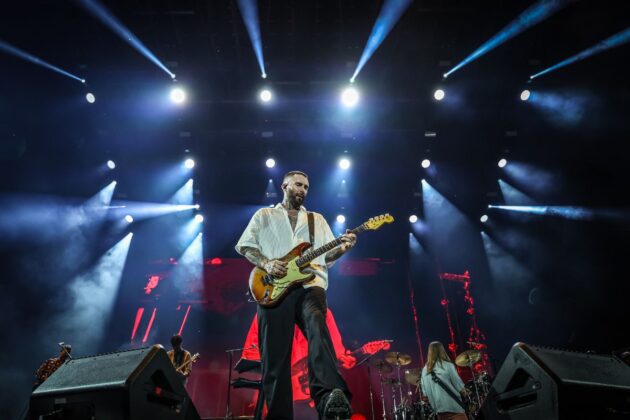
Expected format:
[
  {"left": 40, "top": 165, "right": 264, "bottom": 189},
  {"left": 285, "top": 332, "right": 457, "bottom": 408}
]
[{"left": 420, "top": 342, "right": 469, "bottom": 420}]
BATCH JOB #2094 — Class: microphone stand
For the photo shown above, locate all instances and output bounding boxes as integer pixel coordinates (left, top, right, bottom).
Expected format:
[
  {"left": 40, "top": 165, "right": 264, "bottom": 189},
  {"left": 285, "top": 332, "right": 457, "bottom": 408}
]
[{"left": 224, "top": 344, "right": 256, "bottom": 420}]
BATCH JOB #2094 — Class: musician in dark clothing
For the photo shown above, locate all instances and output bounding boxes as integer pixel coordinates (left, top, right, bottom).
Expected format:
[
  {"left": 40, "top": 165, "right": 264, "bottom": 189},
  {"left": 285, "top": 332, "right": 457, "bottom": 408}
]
[
  {"left": 167, "top": 334, "right": 192, "bottom": 384},
  {"left": 236, "top": 171, "right": 357, "bottom": 420}
]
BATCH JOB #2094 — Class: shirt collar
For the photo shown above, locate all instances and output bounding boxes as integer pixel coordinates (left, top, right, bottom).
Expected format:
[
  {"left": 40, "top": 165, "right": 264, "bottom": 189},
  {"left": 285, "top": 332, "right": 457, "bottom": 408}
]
[{"left": 275, "top": 203, "right": 307, "bottom": 212}]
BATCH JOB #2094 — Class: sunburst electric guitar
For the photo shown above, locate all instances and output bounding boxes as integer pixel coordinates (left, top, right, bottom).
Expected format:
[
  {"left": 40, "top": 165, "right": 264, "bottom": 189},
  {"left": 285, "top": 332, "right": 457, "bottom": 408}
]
[{"left": 249, "top": 214, "right": 394, "bottom": 307}]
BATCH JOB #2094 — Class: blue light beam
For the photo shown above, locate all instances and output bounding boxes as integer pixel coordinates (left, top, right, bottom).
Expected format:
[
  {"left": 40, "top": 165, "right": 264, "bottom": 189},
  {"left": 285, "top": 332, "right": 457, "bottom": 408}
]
[
  {"left": 78, "top": 0, "right": 175, "bottom": 79},
  {"left": 444, "top": 0, "right": 571, "bottom": 78},
  {"left": 351, "top": 0, "right": 413, "bottom": 82},
  {"left": 168, "top": 179, "right": 193, "bottom": 205},
  {"left": 236, "top": 0, "right": 267, "bottom": 78},
  {"left": 489, "top": 205, "right": 592, "bottom": 219},
  {"left": 50, "top": 232, "right": 133, "bottom": 354},
  {"left": 488, "top": 205, "right": 630, "bottom": 222},
  {"left": 498, "top": 179, "right": 535, "bottom": 206},
  {"left": 0, "top": 40, "right": 85, "bottom": 83},
  {"left": 108, "top": 202, "right": 198, "bottom": 221},
  {"left": 531, "top": 26, "right": 630, "bottom": 79},
  {"left": 527, "top": 90, "right": 590, "bottom": 125},
  {"left": 171, "top": 233, "right": 204, "bottom": 295}
]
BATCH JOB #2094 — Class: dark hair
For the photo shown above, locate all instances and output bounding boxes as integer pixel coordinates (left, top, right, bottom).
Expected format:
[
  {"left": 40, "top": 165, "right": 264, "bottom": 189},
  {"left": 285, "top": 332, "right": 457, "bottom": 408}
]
[
  {"left": 283, "top": 171, "right": 309, "bottom": 183},
  {"left": 170, "top": 334, "right": 183, "bottom": 347}
]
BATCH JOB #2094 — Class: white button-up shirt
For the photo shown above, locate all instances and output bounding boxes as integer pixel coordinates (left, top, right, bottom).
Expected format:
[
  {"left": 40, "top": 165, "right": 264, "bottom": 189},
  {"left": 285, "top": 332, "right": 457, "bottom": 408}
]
[{"left": 235, "top": 204, "right": 336, "bottom": 290}]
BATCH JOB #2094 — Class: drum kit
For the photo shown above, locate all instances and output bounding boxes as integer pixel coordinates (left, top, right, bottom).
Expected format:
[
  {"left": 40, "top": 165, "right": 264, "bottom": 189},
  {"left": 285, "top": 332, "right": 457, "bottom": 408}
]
[
  {"left": 455, "top": 349, "right": 492, "bottom": 417},
  {"left": 367, "top": 348, "right": 491, "bottom": 420}
]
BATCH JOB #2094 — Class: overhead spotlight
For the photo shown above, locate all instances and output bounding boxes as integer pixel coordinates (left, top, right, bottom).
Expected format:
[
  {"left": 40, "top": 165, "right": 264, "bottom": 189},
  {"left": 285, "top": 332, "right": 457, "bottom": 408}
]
[
  {"left": 480, "top": 214, "right": 489, "bottom": 223},
  {"left": 336, "top": 214, "right": 346, "bottom": 224},
  {"left": 86, "top": 93, "right": 96, "bottom": 103},
  {"left": 262, "top": 73, "right": 267, "bottom": 79},
  {"left": 184, "top": 158, "right": 195, "bottom": 169},
  {"left": 520, "top": 89, "right": 531, "bottom": 101},
  {"left": 433, "top": 89, "right": 445, "bottom": 101},
  {"left": 265, "top": 158, "right": 276, "bottom": 168},
  {"left": 170, "top": 87, "right": 187, "bottom": 104},
  {"left": 341, "top": 87, "right": 359, "bottom": 107},
  {"left": 339, "top": 158, "right": 351, "bottom": 170},
  {"left": 194, "top": 204, "right": 200, "bottom": 209},
  {"left": 421, "top": 159, "right": 431, "bottom": 169},
  {"left": 106, "top": 160, "right": 116, "bottom": 170},
  {"left": 349, "top": 77, "right": 355, "bottom": 84},
  {"left": 409, "top": 215, "right": 418, "bottom": 223},
  {"left": 259, "top": 89, "right": 273, "bottom": 103},
  {"left": 194, "top": 214, "right": 204, "bottom": 223},
  {"left": 498, "top": 158, "right": 508, "bottom": 168},
  {"left": 125, "top": 215, "right": 134, "bottom": 223}
]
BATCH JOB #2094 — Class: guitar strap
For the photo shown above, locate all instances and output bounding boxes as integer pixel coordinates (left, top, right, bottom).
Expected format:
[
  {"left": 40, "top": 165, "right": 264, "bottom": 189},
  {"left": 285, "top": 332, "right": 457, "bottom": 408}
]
[
  {"left": 429, "top": 369, "right": 469, "bottom": 413},
  {"left": 307, "top": 212, "right": 315, "bottom": 245}
]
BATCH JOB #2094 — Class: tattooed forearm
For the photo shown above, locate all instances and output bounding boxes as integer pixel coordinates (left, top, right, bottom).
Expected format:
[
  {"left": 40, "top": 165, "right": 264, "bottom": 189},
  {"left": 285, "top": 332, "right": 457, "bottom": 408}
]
[
  {"left": 241, "top": 247, "right": 269, "bottom": 269},
  {"left": 325, "top": 247, "right": 345, "bottom": 264}
]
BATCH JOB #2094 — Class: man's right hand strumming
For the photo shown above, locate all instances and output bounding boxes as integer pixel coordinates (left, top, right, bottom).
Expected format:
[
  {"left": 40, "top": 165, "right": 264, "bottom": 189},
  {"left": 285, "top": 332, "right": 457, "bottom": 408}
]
[{"left": 264, "top": 259, "right": 288, "bottom": 277}]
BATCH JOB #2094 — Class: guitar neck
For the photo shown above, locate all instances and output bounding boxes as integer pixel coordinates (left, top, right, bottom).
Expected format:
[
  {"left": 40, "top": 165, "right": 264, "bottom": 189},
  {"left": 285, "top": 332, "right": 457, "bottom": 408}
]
[
  {"left": 296, "top": 225, "right": 365, "bottom": 266},
  {"left": 176, "top": 354, "right": 198, "bottom": 371}
]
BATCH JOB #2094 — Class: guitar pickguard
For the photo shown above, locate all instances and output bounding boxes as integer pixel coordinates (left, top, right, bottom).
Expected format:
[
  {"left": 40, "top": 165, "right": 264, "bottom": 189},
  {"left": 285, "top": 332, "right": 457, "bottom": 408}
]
[{"left": 269, "top": 258, "right": 312, "bottom": 301}]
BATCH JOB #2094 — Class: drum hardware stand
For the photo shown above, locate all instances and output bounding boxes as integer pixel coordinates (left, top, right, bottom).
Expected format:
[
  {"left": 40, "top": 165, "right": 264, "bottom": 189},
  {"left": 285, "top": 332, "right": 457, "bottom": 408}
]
[
  {"left": 394, "top": 361, "right": 406, "bottom": 420},
  {"left": 466, "top": 359, "right": 482, "bottom": 414},
  {"left": 357, "top": 354, "right": 377, "bottom": 420}
]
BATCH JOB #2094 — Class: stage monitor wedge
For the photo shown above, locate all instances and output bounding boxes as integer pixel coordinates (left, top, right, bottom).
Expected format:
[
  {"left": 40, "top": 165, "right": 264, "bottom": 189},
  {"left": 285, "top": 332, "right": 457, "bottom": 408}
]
[
  {"left": 479, "top": 342, "right": 630, "bottom": 420},
  {"left": 30, "top": 344, "right": 200, "bottom": 420}
]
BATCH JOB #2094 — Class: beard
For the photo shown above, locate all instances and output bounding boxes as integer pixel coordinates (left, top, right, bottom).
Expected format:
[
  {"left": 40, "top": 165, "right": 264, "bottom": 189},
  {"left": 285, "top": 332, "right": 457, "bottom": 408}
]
[{"left": 288, "top": 191, "right": 304, "bottom": 207}]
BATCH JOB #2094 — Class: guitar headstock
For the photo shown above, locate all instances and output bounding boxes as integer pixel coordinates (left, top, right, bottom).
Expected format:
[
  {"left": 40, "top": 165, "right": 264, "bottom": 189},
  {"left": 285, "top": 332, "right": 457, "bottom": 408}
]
[
  {"left": 361, "top": 340, "right": 392, "bottom": 355},
  {"left": 191, "top": 353, "right": 201, "bottom": 363},
  {"left": 363, "top": 213, "right": 394, "bottom": 231}
]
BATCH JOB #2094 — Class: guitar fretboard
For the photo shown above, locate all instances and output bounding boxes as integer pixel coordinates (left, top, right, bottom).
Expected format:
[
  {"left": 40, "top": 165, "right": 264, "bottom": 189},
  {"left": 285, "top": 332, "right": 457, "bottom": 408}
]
[{"left": 295, "top": 225, "right": 365, "bottom": 266}]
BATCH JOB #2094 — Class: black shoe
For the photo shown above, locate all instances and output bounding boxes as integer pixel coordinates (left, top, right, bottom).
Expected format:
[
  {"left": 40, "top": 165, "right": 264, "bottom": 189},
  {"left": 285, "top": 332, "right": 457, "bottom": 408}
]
[{"left": 323, "top": 388, "right": 351, "bottom": 420}]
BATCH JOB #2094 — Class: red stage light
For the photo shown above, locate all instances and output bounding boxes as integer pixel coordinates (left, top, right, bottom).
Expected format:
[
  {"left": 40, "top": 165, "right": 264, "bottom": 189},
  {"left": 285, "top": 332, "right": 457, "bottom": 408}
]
[
  {"left": 130, "top": 307, "right": 144, "bottom": 341},
  {"left": 144, "top": 275, "right": 161, "bottom": 295},
  {"left": 210, "top": 257, "right": 223, "bottom": 265},
  {"left": 142, "top": 308, "right": 157, "bottom": 344}
]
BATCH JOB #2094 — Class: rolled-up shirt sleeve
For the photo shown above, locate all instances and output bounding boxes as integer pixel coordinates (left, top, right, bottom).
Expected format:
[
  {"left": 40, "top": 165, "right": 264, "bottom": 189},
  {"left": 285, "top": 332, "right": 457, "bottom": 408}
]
[{"left": 235, "top": 210, "right": 262, "bottom": 255}]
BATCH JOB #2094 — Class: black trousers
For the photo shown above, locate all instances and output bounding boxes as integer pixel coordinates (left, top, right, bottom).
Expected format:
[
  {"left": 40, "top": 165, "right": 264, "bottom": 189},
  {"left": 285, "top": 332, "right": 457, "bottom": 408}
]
[{"left": 257, "top": 286, "right": 351, "bottom": 420}]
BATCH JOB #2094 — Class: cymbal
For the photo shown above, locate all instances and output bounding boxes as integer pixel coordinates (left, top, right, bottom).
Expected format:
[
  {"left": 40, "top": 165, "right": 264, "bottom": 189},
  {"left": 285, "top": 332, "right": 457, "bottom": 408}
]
[
  {"left": 370, "top": 358, "right": 393, "bottom": 373},
  {"left": 455, "top": 349, "right": 482, "bottom": 367},
  {"left": 384, "top": 352, "right": 412, "bottom": 366},
  {"left": 404, "top": 368, "right": 421, "bottom": 386},
  {"left": 381, "top": 377, "right": 400, "bottom": 385}
]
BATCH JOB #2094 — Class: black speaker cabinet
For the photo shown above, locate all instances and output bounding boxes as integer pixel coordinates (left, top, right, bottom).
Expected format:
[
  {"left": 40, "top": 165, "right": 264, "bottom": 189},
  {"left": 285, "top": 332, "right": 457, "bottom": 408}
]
[
  {"left": 29, "top": 345, "right": 200, "bottom": 420},
  {"left": 479, "top": 342, "right": 630, "bottom": 420}
]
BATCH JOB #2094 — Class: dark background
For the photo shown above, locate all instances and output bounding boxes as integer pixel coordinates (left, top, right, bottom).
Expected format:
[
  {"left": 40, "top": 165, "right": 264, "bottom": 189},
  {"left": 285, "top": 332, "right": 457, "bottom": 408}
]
[{"left": 1, "top": 1, "right": 629, "bottom": 418}]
